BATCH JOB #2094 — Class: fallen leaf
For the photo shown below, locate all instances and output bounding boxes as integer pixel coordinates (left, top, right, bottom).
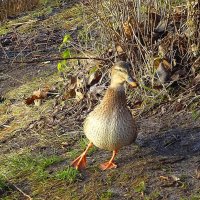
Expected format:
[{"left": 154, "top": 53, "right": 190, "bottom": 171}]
[
  {"left": 25, "top": 95, "right": 40, "bottom": 105},
  {"left": 159, "top": 176, "right": 169, "bottom": 181},
  {"left": 123, "top": 16, "right": 144, "bottom": 40},
  {"left": 87, "top": 68, "right": 101, "bottom": 86},
  {"left": 156, "top": 62, "right": 170, "bottom": 83},
  {"left": 196, "top": 164, "right": 200, "bottom": 179},
  {"left": 171, "top": 73, "right": 180, "bottom": 81},
  {"left": 153, "top": 57, "right": 162, "bottom": 69},
  {"left": 34, "top": 99, "right": 42, "bottom": 106},
  {"left": 191, "top": 43, "right": 199, "bottom": 57},
  {"left": 159, "top": 175, "right": 182, "bottom": 187},
  {"left": 193, "top": 74, "right": 200, "bottom": 85},
  {"left": 116, "top": 45, "right": 124, "bottom": 54},
  {"left": 175, "top": 102, "right": 183, "bottom": 112},
  {"left": 155, "top": 18, "right": 168, "bottom": 33},
  {"left": 153, "top": 57, "right": 172, "bottom": 70},
  {"left": 133, "top": 100, "right": 143, "bottom": 108},
  {"left": 63, "top": 75, "right": 85, "bottom": 102},
  {"left": 75, "top": 90, "right": 84, "bottom": 102},
  {"left": 162, "top": 59, "right": 172, "bottom": 70},
  {"left": 25, "top": 86, "right": 53, "bottom": 105},
  {"left": 33, "top": 88, "right": 48, "bottom": 99},
  {"left": 123, "top": 17, "right": 134, "bottom": 39},
  {"left": 68, "top": 75, "right": 78, "bottom": 90}
]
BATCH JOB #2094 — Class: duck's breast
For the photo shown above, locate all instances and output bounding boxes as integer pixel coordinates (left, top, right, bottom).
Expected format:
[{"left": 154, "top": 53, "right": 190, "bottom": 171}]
[{"left": 84, "top": 105, "right": 137, "bottom": 151}]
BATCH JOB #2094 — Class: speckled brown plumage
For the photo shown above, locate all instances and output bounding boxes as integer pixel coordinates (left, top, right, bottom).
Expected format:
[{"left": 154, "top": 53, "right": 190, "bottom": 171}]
[
  {"left": 84, "top": 86, "right": 137, "bottom": 151},
  {"left": 71, "top": 61, "right": 138, "bottom": 170}
]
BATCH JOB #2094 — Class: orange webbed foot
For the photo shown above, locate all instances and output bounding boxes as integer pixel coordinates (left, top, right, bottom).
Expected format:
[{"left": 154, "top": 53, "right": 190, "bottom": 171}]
[
  {"left": 71, "top": 153, "right": 87, "bottom": 170},
  {"left": 71, "top": 142, "right": 93, "bottom": 170},
  {"left": 99, "top": 150, "right": 118, "bottom": 170},
  {"left": 100, "top": 161, "right": 117, "bottom": 170}
]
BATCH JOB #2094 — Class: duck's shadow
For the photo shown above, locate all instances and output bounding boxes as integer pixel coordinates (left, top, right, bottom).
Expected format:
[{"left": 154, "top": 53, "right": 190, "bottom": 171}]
[{"left": 120, "top": 127, "right": 200, "bottom": 163}]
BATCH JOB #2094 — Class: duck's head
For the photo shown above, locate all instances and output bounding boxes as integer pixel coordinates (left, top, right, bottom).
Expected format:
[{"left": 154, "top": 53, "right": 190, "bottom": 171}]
[{"left": 110, "top": 61, "right": 137, "bottom": 88}]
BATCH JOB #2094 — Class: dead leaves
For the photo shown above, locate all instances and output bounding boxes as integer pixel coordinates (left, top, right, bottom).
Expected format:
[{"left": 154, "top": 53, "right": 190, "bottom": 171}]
[
  {"left": 62, "top": 64, "right": 105, "bottom": 103},
  {"left": 24, "top": 61, "right": 105, "bottom": 107},
  {"left": 25, "top": 87, "right": 49, "bottom": 105},
  {"left": 87, "top": 66, "right": 101, "bottom": 86},
  {"left": 192, "top": 74, "right": 200, "bottom": 85},
  {"left": 153, "top": 57, "right": 172, "bottom": 70},
  {"left": 196, "top": 164, "right": 200, "bottom": 179},
  {"left": 159, "top": 167, "right": 200, "bottom": 187},
  {"left": 123, "top": 17, "right": 135, "bottom": 39},
  {"left": 63, "top": 75, "right": 85, "bottom": 102},
  {"left": 159, "top": 175, "right": 184, "bottom": 187},
  {"left": 123, "top": 17, "right": 143, "bottom": 40},
  {"left": 153, "top": 57, "right": 172, "bottom": 83},
  {"left": 25, "top": 86, "right": 56, "bottom": 105}
]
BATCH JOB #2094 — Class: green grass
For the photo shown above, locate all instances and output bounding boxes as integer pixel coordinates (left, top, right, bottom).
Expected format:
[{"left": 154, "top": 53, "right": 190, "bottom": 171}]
[
  {"left": 144, "top": 190, "right": 161, "bottom": 200},
  {"left": 68, "top": 137, "right": 98, "bottom": 160},
  {"left": 191, "top": 196, "right": 200, "bottom": 200},
  {"left": 79, "top": 137, "right": 97, "bottom": 155},
  {"left": 68, "top": 149, "right": 81, "bottom": 160},
  {"left": 0, "top": 153, "right": 81, "bottom": 191},
  {"left": 190, "top": 192, "right": 200, "bottom": 200},
  {"left": 55, "top": 167, "right": 80, "bottom": 183},
  {"left": 100, "top": 190, "right": 113, "bottom": 200},
  {"left": 0, "top": 175, "right": 7, "bottom": 190},
  {"left": 39, "top": 0, "right": 63, "bottom": 7},
  {"left": 1, "top": 154, "right": 63, "bottom": 181},
  {"left": 0, "top": 25, "right": 9, "bottom": 35},
  {"left": 134, "top": 181, "right": 146, "bottom": 194},
  {"left": 31, "top": 6, "right": 53, "bottom": 18},
  {"left": 0, "top": 0, "right": 82, "bottom": 36}
]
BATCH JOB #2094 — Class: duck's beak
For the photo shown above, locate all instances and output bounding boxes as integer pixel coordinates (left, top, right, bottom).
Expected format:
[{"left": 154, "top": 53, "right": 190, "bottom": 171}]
[{"left": 127, "top": 76, "right": 137, "bottom": 87}]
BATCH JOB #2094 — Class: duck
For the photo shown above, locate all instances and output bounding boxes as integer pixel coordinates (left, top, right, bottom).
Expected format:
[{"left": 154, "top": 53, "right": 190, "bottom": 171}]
[{"left": 71, "top": 61, "right": 138, "bottom": 170}]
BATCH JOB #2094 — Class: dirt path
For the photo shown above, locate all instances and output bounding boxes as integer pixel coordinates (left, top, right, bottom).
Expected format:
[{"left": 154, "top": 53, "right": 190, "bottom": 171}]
[
  {"left": 0, "top": 0, "right": 80, "bottom": 95},
  {"left": 1, "top": 101, "right": 199, "bottom": 199},
  {"left": 0, "top": 21, "right": 62, "bottom": 95}
]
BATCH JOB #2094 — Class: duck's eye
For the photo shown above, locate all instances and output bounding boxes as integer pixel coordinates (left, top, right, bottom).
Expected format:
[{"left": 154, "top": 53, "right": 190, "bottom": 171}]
[{"left": 117, "top": 68, "right": 124, "bottom": 72}]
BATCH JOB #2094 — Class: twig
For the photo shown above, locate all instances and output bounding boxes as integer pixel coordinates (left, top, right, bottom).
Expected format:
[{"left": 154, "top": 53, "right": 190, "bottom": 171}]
[
  {"left": 12, "top": 183, "right": 33, "bottom": 200},
  {"left": 2, "top": 56, "right": 112, "bottom": 65},
  {"left": 2, "top": 175, "right": 33, "bottom": 200}
]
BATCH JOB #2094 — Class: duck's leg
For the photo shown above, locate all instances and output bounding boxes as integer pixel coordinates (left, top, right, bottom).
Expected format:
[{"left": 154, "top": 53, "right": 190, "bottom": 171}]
[
  {"left": 71, "top": 142, "right": 93, "bottom": 170},
  {"left": 100, "top": 150, "right": 118, "bottom": 170}
]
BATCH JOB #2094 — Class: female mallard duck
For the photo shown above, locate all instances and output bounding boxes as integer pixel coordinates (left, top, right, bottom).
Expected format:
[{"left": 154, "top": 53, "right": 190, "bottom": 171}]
[{"left": 71, "top": 61, "right": 138, "bottom": 170}]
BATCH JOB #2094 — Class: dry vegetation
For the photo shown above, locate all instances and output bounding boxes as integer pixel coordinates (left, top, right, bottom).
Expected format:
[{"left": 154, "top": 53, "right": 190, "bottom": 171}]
[
  {"left": 74, "top": 0, "right": 200, "bottom": 115},
  {"left": 0, "top": 0, "right": 39, "bottom": 21},
  {"left": 0, "top": 0, "right": 200, "bottom": 199}
]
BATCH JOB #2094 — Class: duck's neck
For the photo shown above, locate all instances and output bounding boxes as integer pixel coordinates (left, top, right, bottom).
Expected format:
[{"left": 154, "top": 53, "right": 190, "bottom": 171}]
[
  {"left": 109, "top": 84, "right": 125, "bottom": 92},
  {"left": 110, "top": 80, "right": 124, "bottom": 89},
  {"left": 102, "top": 83, "right": 126, "bottom": 107},
  {"left": 110, "top": 75, "right": 125, "bottom": 89}
]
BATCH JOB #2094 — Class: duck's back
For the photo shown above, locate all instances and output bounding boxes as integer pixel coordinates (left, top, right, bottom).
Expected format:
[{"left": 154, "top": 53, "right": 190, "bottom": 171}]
[{"left": 84, "top": 87, "right": 137, "bottom": 151}]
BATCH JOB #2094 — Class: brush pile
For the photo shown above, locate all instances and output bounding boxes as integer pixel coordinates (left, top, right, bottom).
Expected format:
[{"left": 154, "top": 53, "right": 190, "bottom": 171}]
[{"left": 66, "top": 0, "right": 200, "bottom": 114}]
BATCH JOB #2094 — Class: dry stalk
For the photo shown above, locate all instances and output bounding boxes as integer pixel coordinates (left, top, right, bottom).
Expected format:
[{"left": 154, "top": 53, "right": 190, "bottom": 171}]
[{"left": 78, "top": 0, "right": 200, "bottom": 114}]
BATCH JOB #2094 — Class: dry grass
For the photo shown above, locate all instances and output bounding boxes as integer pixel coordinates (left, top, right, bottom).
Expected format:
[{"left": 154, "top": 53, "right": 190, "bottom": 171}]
[
  {"left": 0, "top": 73, "right": 61, "bottom": 140},
  {"left": 74, "top": 0, "right": 200, "bottom": 115}
]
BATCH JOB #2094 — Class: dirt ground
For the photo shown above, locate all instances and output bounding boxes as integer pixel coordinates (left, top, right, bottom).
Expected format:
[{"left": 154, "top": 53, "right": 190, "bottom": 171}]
[
  {"left": 1, "top": 104, "right": 200, "bottom": 199},
  {"left": 0, "top": 1, "right": 200, "bottom": 200}
]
